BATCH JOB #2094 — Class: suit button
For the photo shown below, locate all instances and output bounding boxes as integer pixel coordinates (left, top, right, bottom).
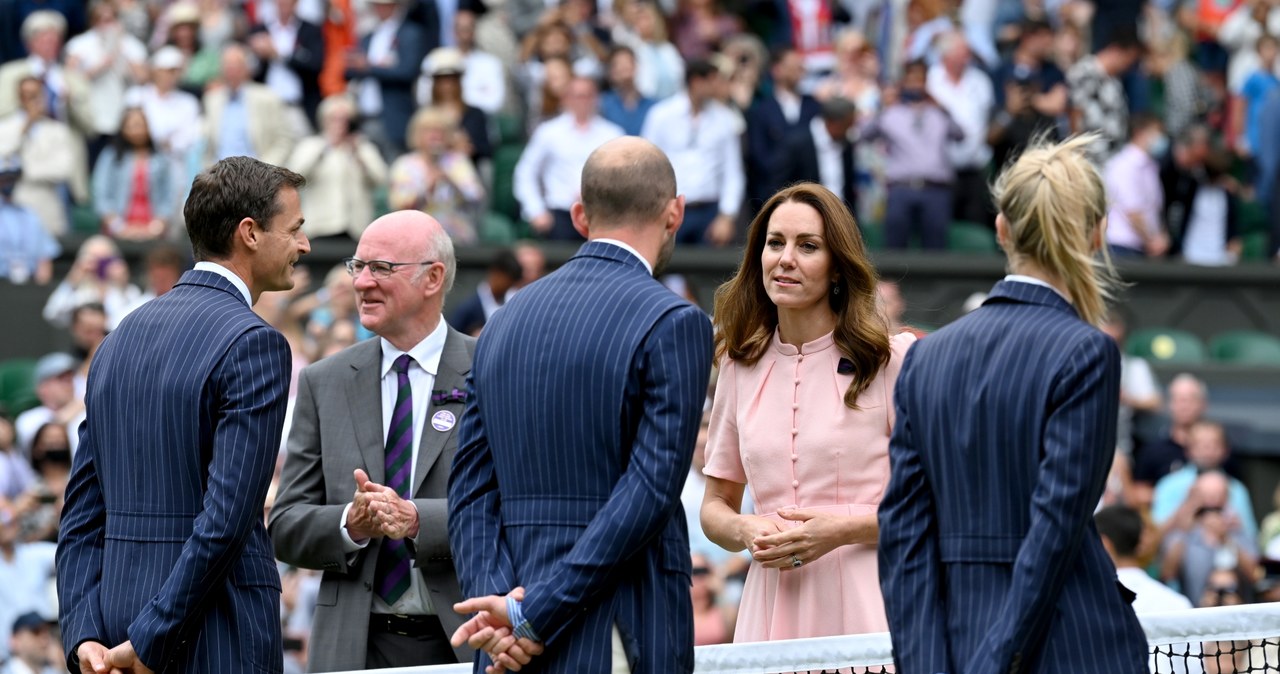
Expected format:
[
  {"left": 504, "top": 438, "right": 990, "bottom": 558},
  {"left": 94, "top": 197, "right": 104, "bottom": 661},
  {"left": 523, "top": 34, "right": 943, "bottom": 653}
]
[
  {"left": 791, "top": 453, "right": 798, "bottom": 461},
  {"left": 794, "top": 378, "right": 801, "bottom": 385},
  {"left": 791, "top": 428, "right": 798, "bottom": 436},
  {"left": 792, "top": 404, "right": 799, "bottom": 410},
  {"left": 792, "top": 480, "right": 799, "bottom": 488}
]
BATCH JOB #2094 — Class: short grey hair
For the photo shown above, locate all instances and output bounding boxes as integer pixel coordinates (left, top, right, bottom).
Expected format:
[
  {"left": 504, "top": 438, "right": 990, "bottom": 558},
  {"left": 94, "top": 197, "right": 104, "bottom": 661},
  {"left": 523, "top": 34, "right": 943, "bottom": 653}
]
[
  {"left": 22, "top": 10, "right": 66, "bottom": 42},
  {"left": 419, "top": 224, "right": 457, "bottom": 294},
  {"left": 820, "top": 97, "right": 857, "bottom": 122}
]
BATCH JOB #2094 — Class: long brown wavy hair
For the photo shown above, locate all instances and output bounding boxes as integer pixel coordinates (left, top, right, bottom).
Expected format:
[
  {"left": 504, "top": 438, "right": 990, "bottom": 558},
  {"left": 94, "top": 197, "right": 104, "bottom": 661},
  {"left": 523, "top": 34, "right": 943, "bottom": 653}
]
[{"left": 713, "top": 183, "right": 890, "bottom": 408}]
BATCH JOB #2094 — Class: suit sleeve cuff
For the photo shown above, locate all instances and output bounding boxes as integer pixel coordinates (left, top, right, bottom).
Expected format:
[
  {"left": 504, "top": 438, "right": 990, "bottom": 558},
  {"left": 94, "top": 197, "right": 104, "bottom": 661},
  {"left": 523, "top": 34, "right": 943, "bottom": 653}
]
[
  {"left": 340, "top": 502, "right": 371, "bottom": 554},
  {"left": 506, "top": 596, "right": 541, "bottom": 643}
]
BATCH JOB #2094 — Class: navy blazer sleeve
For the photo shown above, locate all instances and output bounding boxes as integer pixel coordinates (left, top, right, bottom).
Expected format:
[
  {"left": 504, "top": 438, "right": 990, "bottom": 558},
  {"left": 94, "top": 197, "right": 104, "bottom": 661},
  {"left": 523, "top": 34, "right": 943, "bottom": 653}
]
[
  {"left": 968, "top": 332, "right": 1122, "bottom": 672},
  {"left": 449, "top": 371, "right": 518, "bottom": 599},
  {"left": 517, "top": 305, "right": 712, "bottom": 645},
  {"left": 126, "top": 327, "right": 291, "bottom": 669},
  {"left": 290, "top": 22, "right": 325, "bottom": 79},
  {"left": 368, "top": 23, "right": 430, "bottom": 85},
  {"left": 56, "top": 416, "right": 110, "bottom": 663},
  {"left": 878, "top": 345, "right": 951, "bottom": 674}
]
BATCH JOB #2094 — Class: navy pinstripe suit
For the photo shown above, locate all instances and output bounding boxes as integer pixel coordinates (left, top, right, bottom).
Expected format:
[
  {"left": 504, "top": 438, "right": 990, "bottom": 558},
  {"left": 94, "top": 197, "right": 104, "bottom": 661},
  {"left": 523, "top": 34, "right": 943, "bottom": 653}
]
[
  {"left": 878, "top": 280, "right": 1147, "bottom": 674},
  {"left": 57, "top": 270, "right": 291, "bottom": 673},
  {"left": 448, "top": 241, "right": 713, "bottom": 674}
]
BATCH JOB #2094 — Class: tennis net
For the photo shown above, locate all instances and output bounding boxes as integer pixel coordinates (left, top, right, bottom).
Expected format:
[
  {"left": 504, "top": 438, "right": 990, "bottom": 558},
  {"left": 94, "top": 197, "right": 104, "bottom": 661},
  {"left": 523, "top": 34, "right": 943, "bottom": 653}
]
[{"left": 333, "top": 602, "right": 1280, "bottom": 674}]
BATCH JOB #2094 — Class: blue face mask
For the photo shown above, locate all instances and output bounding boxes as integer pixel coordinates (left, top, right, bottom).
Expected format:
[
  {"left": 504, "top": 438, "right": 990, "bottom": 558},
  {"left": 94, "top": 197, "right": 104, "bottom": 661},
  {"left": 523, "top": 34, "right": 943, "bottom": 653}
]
[{"left": 1148, "top": 134, "right": 1170, "bottom": 159}]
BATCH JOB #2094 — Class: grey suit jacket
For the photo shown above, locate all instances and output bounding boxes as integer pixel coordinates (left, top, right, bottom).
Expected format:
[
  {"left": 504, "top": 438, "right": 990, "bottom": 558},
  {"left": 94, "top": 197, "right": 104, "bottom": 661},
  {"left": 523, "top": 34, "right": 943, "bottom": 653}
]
[{"left": 268, "top": 326, "right": 476, "bottom": 672}]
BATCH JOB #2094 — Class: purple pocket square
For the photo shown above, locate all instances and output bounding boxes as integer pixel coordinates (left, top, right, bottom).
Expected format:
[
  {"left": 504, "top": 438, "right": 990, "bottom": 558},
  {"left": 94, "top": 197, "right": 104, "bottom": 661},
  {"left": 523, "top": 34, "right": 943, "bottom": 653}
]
[{"left": 837, "top": 358, "right": 855, "bottom": 375}]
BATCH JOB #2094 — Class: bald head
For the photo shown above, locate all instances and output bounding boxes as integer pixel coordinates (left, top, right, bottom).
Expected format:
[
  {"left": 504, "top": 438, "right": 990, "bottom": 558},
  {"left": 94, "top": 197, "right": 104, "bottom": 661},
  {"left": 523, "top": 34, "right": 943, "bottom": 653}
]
[
  {"left": 221, "top": 43, "right": 251, "bottom": 88},
  {"left": 363, "top": 210, "right": 456, "bottom": 292},
  {"left": 581, "top": 137, "right": 677, "bottom": 230}
]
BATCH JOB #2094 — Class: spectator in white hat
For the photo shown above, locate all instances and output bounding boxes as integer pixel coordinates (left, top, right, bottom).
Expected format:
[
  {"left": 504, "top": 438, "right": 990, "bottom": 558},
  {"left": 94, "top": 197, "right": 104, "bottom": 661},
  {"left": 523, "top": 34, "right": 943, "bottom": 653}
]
[{"left": 418, "top": 47, "right": 492, "bottom": 164}]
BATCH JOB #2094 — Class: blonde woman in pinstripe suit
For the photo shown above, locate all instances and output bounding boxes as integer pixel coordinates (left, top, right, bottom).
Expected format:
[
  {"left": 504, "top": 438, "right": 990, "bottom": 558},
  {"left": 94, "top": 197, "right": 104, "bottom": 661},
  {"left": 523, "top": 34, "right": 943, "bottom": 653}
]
[{"left": 879, "top": 134, "right": 1148, "bottom": 674}]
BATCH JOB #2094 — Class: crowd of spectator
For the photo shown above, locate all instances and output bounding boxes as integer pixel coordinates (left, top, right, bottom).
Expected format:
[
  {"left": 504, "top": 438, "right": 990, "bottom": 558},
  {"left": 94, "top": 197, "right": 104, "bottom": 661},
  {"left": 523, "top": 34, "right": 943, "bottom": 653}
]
[
  {"left": 2, "top": 0, "right": 1280, "bottom": 277},
  {"left": 2, "top": 0, "right": 1280, "bottom": 669}
]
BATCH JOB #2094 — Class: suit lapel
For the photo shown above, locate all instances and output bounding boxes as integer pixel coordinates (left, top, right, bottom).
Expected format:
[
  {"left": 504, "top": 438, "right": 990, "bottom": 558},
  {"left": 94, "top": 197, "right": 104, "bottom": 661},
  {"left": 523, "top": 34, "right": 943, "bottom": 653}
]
[
  {"left": 412, "top": 328, "right": 470, "bottom": 497},
  {"left": 346, "top": 342, "right": 386, "bottom": 483}
]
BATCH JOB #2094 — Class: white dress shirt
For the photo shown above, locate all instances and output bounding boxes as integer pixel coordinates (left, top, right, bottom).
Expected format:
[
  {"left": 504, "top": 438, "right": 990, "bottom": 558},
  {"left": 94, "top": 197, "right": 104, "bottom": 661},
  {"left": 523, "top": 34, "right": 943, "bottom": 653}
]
[
  {"left": 926, "top": 64, "right": 995, "bottom": 169},
  {"left": 513, "top": 113, "right": 624, "bottom": 219},
  {"left": 593, "top": 238, "right": 653, "bottom": 275},
  {"left": 1116, "top": 567, "right": 1200, "bottom": 674},
  {"left": 776, "top": 89, "right": 801, "bottom": 124},
  {"left": 641, "top": 94, "right": 745, "bottom": 217},
  {"left": 265, "top": 17, "right": 304, "bottom": 105},
  {"left": 194, "top": 261, "right": 252, "bottom": 305},
  {"left": 462, "top": 50, "right": 506, "bottom": 114},
  {"left": 339, "top": 318, "right": 449, "bottom": 616},
  {"left": 1003, "top": 274, "right": 1070, "bottom": 304},
  {"left": 809, "top": 116, "right": 844, "bottom": 197}
]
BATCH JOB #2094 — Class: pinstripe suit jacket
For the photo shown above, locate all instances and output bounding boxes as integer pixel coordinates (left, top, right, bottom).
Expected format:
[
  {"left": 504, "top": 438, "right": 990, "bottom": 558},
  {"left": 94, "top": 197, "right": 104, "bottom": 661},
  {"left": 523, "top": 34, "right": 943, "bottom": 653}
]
[
  {"left": 878, "top": 280, "right": 1147, "bottom": 674},
  {"left": 448, "top": 241, "right": 713, "bottom": 674},
  {"left": 56, "top": 270, "right": 291, "bottom": 674},
  {"left": 268, "top": 328, "right": 476, "bottom": 671}
]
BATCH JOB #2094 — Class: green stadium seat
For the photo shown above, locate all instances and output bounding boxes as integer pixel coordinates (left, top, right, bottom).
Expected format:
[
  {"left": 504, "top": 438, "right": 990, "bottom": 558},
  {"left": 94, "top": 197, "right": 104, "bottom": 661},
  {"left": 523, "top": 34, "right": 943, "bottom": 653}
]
[
  {"left": 1209, "top": 330, "right": 1280, "bottom": 366},
  {"left": 491, "top": 144, "right": 524, "bottom": 223},
  {"left": 1242, "top": 231, "right": 1269, "bottom": 262},
  {"left": 858, "top": 222, "right": 884, "bottom": 250},
  {"left": 479, "top": 212, "right": 517, "bottom": 244},
  {"left": 948, "top": 220, "right": 999, "bottom": 254},
  {"left": 1238, "top": 200, "right": 1269, "bottom": 236},
  {"left": 1126, "top": 327, "right": 1206, "bottom": 364},
  {"left": 71, "top": 203, "right": 100, "bottom": 234},
  {"left": 494, "top": 113, "right": 525, "bottom": 146},
  {"left": 372, "top": 185, "right": 390, "bottom": 218},
  {"left": 0, "top": 358, "right": 38, "bottom": 417}
]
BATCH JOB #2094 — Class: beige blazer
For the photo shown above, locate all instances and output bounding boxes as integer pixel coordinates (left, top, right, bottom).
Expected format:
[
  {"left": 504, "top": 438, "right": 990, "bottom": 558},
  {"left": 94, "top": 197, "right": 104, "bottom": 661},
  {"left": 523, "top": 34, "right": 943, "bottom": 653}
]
[{"left": 201, "top": 83, "right": 295, "bottom": 167}]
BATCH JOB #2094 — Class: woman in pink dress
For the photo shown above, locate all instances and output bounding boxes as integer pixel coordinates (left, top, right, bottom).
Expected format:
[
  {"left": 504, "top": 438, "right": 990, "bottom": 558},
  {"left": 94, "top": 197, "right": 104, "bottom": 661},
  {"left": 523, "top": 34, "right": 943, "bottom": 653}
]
[{"left": 701, "top": 182, "right": 915, "bottom": 641}]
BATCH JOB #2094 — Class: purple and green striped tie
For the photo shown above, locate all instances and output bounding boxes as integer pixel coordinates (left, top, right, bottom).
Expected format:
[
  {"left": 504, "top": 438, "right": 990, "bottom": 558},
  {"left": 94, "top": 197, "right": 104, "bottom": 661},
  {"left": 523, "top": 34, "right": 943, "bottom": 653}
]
[{"left": 375, "top": 353, "right": 414, "bottom": 605}]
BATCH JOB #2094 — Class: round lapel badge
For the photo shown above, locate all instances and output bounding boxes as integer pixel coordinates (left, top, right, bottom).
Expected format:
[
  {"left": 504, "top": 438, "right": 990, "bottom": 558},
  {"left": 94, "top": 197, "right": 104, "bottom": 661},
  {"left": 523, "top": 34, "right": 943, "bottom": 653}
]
[{"left": 431, "top": 410, "right": 456, "bottom": 432}]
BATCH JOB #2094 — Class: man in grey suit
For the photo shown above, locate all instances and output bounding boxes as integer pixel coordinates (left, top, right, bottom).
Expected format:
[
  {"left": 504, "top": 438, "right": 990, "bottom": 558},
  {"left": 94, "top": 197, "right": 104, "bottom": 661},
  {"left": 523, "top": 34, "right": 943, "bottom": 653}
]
[{"left": 269, "top": 210, "right": 474, "bottom": 671}]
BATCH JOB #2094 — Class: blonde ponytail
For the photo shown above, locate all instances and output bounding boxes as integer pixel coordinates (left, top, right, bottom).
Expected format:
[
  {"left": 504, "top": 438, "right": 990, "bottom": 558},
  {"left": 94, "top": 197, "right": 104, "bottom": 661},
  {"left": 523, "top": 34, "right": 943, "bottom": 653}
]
[{"left": 990, "top": 133, "right": 1121, "bottom": 326}]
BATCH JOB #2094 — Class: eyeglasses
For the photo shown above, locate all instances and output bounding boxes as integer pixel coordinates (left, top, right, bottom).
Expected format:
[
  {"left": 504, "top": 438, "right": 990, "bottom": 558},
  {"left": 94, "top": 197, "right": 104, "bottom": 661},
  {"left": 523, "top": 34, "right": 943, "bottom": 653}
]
[{"left": 343, "top": 257, "right": 437, "bottom": 279}]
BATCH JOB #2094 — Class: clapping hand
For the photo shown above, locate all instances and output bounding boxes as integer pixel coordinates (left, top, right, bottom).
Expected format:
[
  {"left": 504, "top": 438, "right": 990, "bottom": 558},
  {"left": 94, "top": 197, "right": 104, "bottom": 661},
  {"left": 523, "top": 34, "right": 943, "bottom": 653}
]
[{"left": 452, "top": 588, "right": 545, "bottom": 673}]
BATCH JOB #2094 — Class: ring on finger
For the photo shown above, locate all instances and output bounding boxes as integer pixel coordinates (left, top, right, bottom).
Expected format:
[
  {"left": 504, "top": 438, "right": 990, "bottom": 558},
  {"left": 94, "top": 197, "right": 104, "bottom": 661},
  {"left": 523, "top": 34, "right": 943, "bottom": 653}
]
[{"left": 790, "top": 554, "right": 803, "bottom": 568}]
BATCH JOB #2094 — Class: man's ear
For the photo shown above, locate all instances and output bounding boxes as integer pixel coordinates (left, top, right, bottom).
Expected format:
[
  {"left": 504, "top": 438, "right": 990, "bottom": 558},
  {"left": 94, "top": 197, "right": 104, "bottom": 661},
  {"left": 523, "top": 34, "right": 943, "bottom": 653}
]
[
  {"left": 236, "top": 217, "right": 261, "bottom": 252},
  {"left": 571, "top": 202, "right": 589, "bottom": 238},
  {"left": 668, "top": 195, "right": 686, "bottom": 237}
]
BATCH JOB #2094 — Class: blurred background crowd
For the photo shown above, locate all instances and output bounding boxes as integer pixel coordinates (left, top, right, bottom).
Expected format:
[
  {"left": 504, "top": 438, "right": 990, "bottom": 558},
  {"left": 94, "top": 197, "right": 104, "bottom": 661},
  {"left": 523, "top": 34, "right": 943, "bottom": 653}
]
[{"left": 1, "top": 0, "right": 1280, "bottom": 670}]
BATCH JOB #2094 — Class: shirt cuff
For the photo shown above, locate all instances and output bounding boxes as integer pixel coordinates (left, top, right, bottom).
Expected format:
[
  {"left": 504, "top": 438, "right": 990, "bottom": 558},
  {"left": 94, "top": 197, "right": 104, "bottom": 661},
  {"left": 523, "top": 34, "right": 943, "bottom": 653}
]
[
  {"left": 340, "top": 502, "right": 371, "bottom": 553},
  {"left": 506, "top": 596, "right": 541, "bottom": 643}
]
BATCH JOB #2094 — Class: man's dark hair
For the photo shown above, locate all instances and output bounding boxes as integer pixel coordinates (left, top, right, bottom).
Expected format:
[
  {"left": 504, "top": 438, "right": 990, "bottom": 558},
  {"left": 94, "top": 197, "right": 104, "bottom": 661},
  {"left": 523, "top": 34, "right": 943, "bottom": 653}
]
[
  {"left": 608, "top": 45, "right": 636, "bottom": 65},
  {"left": 768, "top": 46, "right": 796, "bottom": 69},
  {"left": 489, "top": 249, "right": 523, "bottom": 281},
  {"left": 182, "top": 156, "right": 305, "bottom": 261},
  {"left": 71, "top": 302, "right": 106, "bottom": 323},
  {"left": 1128, "top": 112, "right": 1162, "bottom": 139},
  {"left": 581, "top": 142, "right": 676, "bottom": 228},
  {"left": 1095, "top": 505, "right": 1144, "bottom": 558},
  {"left": 1103, "top": 26, "right": 1144, "bottom": 54},
  {"left": 820, "top": 96, "right": 857, "bottom": 122},
  {"left": 1019, "top": 18, "right": 1052, "bottom": 42},
  {"left": 685, "top": 59, "right": 719, "bottom": 87},
  {"left": 902, "top": 59, "right": 929, "bottom": 78}
]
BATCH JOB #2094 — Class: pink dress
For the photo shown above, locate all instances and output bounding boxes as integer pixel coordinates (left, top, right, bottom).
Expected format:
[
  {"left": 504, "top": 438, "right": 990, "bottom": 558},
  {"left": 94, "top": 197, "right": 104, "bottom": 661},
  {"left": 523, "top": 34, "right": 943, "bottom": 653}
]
[{"left": 703, "top": 330, "right": 915, "bottom": 642}]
